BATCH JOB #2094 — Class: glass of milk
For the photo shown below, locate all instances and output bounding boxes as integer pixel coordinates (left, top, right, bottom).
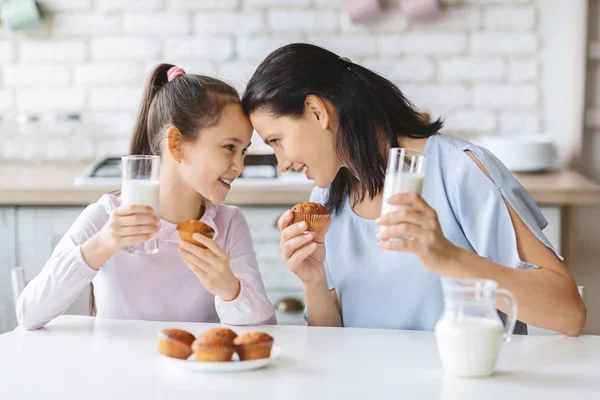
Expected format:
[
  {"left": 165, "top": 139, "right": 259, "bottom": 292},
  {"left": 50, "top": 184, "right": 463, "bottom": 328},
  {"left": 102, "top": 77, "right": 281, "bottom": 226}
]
[
  {"left": 380, "top": 148, "right": 426, "bottom": 240},
  {"left": 435, "top": 278, "right": 517, "bottom": 378},
  {"left": 121, "top": 155, "right": 160, "bottom": 254}
]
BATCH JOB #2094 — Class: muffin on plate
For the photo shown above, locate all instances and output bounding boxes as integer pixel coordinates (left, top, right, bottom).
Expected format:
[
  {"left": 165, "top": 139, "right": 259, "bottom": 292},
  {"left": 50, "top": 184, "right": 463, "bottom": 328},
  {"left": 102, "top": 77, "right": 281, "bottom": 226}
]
[
  {"left": 291, "top": 202, "right": 330, "bottom": 233},
  {"left": 234, "top": 332, "right": 274, "bottom": 361},
  {"left": 157, "top": 328, "right": 195, "bottom": 360},
  {"left": 176, "top": 220, "right": 215, "bottom": 249},
  {"left": 191, "top": 328, "right": 238, "bottom": 362}
]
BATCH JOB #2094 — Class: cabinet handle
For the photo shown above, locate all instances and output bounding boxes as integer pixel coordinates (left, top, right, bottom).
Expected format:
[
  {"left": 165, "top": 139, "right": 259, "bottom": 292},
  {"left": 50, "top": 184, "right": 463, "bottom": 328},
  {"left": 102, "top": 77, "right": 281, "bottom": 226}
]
[{"left": 274, "top": 297, "right": 304, "bottom": 313}]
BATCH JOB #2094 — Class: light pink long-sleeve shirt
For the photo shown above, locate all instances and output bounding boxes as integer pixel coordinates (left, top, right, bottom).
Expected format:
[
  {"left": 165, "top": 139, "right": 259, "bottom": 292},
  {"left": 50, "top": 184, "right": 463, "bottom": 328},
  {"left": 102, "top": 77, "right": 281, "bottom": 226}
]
[{"left": 16, "top": 194, "right": 276, "bottom": 330}]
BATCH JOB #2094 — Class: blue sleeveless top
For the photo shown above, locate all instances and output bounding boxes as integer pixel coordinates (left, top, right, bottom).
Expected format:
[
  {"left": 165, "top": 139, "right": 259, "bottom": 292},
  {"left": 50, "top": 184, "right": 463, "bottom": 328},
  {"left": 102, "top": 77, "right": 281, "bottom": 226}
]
[{"left": 310, "top": 134, "right": 560, "bottom": 330}]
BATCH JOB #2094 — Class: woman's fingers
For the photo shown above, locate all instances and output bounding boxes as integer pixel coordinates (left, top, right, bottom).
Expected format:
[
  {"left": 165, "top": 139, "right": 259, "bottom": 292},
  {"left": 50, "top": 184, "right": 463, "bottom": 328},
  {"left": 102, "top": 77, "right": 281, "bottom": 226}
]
[
  {"left": 277, "top": 210, "right": 294, "bottom": 231},
  {"left": 377, "top": 223, "right": 423, "bottom": 241},
  {"left": 280, "top": 221, "right": 308, "bottom": 245},
  {"left": 387, "top": 193, "right": 437, "bottom": 219},
  {"left": 287, "top": 241, "right": 318, "bottom": 270},
  {"left": 377, "top": 207, "right": 427, "bottom": 227},
  {"left": 281, "top": 231, "right": 315, "bottom": 260},
  {"left": 378, "top": 237, "right": 417, "bottom": 252}
]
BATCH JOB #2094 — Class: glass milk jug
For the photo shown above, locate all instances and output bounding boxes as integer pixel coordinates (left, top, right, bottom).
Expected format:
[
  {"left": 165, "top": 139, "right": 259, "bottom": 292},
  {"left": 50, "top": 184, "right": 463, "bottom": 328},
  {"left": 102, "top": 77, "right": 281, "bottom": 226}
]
[{"left": 435, "top": 278, "right": 517, "bottom": 378}]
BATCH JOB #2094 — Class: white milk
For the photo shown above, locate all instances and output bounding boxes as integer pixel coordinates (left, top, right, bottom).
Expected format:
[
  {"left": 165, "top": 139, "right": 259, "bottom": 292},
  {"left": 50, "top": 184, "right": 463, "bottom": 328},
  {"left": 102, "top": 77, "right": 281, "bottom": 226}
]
[
  {"left": 121, "top": 179, "right": 160, "bottom": 215},
  {"left": 380, "top": 172, "right": 425, "bottom": 216},
  {"left": 435, "top": 315, "right": 504, "bottom": 378}
]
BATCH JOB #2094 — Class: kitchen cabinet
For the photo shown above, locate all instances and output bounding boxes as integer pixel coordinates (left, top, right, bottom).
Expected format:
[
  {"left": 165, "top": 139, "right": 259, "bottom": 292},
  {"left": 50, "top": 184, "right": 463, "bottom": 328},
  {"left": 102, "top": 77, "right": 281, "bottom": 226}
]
[{"left": 0, "top": 207, "right": 17, "bottom": 334}]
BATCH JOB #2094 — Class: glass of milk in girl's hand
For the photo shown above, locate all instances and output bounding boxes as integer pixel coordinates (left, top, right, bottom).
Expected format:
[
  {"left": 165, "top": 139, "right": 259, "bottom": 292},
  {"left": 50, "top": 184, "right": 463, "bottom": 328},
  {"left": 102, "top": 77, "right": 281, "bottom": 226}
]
[
  {"left": 380, "top": 148, "right": 426, "bottom": 240},
  {"left": 121, "top": 155, "right": 160, "bottom": 254}
]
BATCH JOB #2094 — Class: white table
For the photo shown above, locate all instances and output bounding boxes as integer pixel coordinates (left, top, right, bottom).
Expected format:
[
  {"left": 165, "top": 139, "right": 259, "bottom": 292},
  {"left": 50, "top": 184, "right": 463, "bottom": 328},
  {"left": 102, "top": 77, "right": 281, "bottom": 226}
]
[{"left": 1, "top": 316, "right": 599, "bottom": 399}]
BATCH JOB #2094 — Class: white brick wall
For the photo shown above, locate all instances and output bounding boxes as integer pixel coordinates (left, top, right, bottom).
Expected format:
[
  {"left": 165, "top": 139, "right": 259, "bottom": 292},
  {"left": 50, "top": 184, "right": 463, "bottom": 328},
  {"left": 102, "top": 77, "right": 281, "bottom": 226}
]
[
  {"left": 0, "top": 0, "right": 545, "bottom": 162},
  {"left": 20, "top": 40, "right": 86, "bottom": 62},
  {"left": 484, "top": 6, "right": 536, "bottom": 30}
]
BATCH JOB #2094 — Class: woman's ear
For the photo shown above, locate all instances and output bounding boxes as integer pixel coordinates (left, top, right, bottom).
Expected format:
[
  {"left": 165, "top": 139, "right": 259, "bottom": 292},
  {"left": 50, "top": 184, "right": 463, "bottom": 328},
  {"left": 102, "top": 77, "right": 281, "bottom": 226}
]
[
  {"left": 305, "top": 95, "right": 330, "bottom": 130},
  {"left": 166, "top": 126, "right": 184, "bottom": 163}
]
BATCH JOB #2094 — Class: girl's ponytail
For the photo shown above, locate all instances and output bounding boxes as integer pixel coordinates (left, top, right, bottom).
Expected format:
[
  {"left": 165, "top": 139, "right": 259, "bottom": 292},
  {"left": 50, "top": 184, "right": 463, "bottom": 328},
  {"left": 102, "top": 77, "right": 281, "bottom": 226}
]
[{"left": 129, "top": 63, "right": 173, "bottom": 155}]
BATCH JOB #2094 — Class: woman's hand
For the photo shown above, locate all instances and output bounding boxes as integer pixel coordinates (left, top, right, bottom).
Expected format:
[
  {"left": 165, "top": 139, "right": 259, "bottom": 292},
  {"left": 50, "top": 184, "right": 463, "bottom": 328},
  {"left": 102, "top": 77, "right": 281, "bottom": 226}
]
[
  {"left": 99, "top": 204, "right": 160, "bottom": 254},
  {"left": 178, "top": 233, "right": 240, "bottom": 301},
  {"left": 278, "top": 210, "right": 330, "bottom": 285},
  {"left": 376, "top": 193, "right": 459, "bottom": 274}
]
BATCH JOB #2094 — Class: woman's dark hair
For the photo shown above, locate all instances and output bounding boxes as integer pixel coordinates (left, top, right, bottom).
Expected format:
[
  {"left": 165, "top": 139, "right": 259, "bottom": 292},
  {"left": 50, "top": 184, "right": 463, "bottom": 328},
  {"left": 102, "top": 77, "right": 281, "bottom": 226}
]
[
  {"left": 130, "top": 63, "right": 240, "bottom": 156},
  {"left": 241, "top": 43, "right": 443, "bottom": 214}
]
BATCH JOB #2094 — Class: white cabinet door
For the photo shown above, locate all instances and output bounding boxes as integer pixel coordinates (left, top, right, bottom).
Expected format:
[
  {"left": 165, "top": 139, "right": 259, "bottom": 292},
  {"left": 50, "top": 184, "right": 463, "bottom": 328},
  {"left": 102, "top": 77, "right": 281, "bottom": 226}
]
[
  {"left": 15, "top": 207, "right": 91, "bottom": 317},
  {"left": 16, "top": 207, "right": 85, "bottom": 280},
  {"left": 0, "top": 207, "right": 17, "bottom": 334}
]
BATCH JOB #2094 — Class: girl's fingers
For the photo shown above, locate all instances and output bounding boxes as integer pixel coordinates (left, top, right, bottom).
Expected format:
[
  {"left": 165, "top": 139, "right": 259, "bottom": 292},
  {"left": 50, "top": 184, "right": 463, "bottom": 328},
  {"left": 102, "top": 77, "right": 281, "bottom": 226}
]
[
  {"left": 118, "top": 214, "right": 160, "bottom": 227},
  {"left": 118, "top": 225, "right": 159, "bottom": 237},
  {"left": 181, "top": 258, "right": 209, "bottom": 280},
  {"left": 178, "top": 242, "right": 221, "bottom": 268},
  {"left": 120, "top": 233, "right": 156, "bottom": 247},
  {"left": 178, "top": 248, "right": 213, "bottom": 273},
  {"left": 191, "top": 233, "right": 227, "bottom": 259},
  {"left": 114, "top": 205, "right": 155, "bottom": 216}
]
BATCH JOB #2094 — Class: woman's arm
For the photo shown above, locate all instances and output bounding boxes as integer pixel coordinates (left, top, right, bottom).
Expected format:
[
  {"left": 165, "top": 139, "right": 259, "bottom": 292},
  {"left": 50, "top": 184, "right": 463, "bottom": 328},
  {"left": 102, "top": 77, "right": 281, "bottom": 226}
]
[
  {"left": 378, "top": 153, "right": 586, "bottom": 336},
  {"left": 304, "top": 284, "right": 343, "bottom": 327}
]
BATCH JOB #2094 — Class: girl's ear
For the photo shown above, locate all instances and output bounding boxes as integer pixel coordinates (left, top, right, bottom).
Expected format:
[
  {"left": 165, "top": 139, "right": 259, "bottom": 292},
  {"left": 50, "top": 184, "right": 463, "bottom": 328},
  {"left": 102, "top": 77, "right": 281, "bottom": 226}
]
[{"left": 166, "top": 126, "right": 184, "bottom": 163}]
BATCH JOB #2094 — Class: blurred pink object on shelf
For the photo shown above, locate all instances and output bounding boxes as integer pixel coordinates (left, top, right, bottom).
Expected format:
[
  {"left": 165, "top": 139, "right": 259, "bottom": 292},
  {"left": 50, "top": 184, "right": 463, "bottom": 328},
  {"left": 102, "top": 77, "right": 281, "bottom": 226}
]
[
  {"left": 342, "top": 0, "right": 382, "bottom": 23},
  {"left": 400, "top": 0, "right": 441, "bottom": 22}
]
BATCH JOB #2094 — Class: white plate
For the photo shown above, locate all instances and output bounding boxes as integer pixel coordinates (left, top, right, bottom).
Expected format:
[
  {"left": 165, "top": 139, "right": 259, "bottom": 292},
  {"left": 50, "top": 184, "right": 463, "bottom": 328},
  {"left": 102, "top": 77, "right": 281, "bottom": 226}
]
[{"left": 158, "top": 345, "right": 282, "bottom": 373}]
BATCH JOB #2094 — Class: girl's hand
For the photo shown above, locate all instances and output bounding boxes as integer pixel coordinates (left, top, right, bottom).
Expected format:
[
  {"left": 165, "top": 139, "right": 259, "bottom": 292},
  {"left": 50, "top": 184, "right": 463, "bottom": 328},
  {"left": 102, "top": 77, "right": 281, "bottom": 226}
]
[
  {"left": 100, "top": 204, "right": 160, "bottom": 254},
  {"left": 178, "top": 233, "right": 240, "bottom": 301},
  {"left": 277, "top": 210, "right": 330, "bottom": 285},
  {"left": 376, "top": 193, "right": 459, "bottom": 274}
]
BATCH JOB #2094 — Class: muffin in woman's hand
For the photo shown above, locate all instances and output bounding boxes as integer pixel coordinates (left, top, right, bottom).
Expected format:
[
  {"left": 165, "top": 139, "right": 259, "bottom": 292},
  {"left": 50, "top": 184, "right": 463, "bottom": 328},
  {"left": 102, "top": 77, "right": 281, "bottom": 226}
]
[
  {"left": 192, "top": 328, "right": 238, "bottom": 362},
  {"left": 176, "top": 220, "right": 215, "bottom": 249},
  {"left": 234, "top": 332, "right": 274, "bottom": 361},
  {"left": 291, "top": 202, "right": 330, "bottom": 233},
  {"left": 157, "top": 328, "right": 195, "bottom": 360}
]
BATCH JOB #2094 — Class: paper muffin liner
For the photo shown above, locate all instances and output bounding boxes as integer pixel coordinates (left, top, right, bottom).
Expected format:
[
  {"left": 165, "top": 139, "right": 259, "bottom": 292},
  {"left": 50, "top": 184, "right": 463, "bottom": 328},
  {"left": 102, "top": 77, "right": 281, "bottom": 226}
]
[
  {"left": 292, "top": 212, "right": 330, "bottom": 233},
  {"left": 191, "top": 342, "right": 237, "bottom": 362},
  {"left": 235, "top": 340, "right": 274, "bottom": 361},
  {"left": 157, "top": 333, "right": 194, "bottom": 360}
]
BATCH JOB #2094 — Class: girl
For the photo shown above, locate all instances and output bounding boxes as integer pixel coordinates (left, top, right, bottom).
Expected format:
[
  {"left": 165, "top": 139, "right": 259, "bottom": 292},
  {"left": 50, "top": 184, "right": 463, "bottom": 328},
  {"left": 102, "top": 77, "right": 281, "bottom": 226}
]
[
  {"left": 242, "top": 43, "right": 585, "bottom": 336},
  {"left": 17, "top": 64, "right": 275, "bottom": 329}
]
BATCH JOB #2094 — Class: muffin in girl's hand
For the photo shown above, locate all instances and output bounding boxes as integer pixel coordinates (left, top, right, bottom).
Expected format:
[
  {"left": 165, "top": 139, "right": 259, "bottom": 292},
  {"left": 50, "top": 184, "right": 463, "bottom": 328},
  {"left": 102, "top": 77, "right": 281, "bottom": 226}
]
[
  {"left": 191, "top": 328, "right": 237, "bottom": 362},
  {"left": 176, "top": 220, "right": 215, "bottom": 249},
  {"left": 234, "top": 332, "right": 274, "bottom": 361},
  {"left": 291, "top": 202, "right": 330, "bottom": 233},
  {"left": 157, "top": 328, "right": 195, "bottom": 360}
]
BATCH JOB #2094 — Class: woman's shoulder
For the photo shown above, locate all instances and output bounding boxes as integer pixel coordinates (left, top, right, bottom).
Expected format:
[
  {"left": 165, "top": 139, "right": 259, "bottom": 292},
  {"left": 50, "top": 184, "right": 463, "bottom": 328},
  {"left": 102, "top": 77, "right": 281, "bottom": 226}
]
[{"left": 430, "top": 133, "right": 513, "bottom": 189}]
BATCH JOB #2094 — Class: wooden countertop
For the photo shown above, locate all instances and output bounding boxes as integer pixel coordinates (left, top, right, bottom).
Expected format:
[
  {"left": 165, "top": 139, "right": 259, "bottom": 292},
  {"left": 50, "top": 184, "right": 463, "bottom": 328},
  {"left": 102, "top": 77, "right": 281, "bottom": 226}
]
[{"left": 1, "top": 163, "right": 600, "bottom": 207}]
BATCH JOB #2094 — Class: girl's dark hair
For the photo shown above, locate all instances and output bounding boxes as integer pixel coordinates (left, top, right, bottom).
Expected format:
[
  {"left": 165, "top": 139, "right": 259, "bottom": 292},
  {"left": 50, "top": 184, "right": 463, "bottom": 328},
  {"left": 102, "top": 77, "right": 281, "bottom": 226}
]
[
  {"left": 241, "top": 43, "right": 443, "bottom": 214},
  {"left": 130, "top": 63, "right": 240, "bottom": 156}
]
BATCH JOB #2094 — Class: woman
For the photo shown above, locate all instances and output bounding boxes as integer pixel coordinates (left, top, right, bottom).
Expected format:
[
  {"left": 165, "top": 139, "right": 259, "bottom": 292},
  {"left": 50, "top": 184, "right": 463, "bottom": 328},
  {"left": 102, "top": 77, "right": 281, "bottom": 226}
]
[{"left": 241, "top": 43, "right": 585, "bottom": 336}]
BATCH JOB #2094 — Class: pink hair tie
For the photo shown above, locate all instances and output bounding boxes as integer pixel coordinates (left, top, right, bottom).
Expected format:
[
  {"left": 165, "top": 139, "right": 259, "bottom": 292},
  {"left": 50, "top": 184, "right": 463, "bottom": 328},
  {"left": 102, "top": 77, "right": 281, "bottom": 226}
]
[{"left": 167, "top": 66, "right": 185, "bottom": 82}]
